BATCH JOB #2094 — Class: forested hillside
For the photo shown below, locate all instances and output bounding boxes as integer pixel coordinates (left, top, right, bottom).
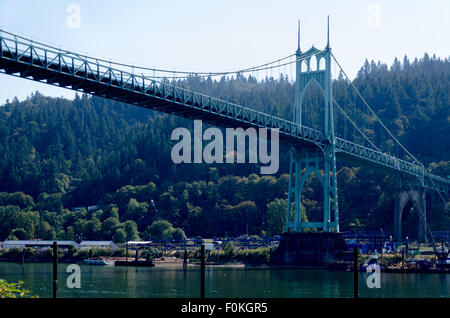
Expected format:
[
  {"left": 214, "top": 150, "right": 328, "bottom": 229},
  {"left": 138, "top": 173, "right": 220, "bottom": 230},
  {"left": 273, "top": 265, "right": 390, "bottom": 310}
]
[{"left": 0, "top": 53, "right": 448, "bottom": 242}]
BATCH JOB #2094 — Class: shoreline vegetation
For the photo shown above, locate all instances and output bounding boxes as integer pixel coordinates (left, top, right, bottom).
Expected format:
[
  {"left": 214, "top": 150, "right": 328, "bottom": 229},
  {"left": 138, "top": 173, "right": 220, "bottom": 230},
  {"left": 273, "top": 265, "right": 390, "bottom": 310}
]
[
  {"left": 0, "top": 244, "right": 271, "bottom": 265},
  {"left": 0, "top": 278, "right": 37, "bottom": 298}
]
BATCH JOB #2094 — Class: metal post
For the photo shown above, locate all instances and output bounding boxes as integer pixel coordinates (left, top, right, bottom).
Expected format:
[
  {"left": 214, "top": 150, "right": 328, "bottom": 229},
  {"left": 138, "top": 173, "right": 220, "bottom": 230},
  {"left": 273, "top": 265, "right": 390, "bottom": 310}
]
[
  {"left": 20, "top": 248, "right": 25, "bottom": 265},
  {"left": 405, "top": 236, "right": 409, "bottom": 259},
  {"left": 52, "top": 241, "right": 58, "bottom": 299},
  {"left": 401, "top": 247, "right": 404, "bottom": 272},
  {"left": 374, "top": 235, "right": 377, "bottom": 254},
  {"left": 353, "top": 246, "right": 358, "bottom": 298},
  {"left": 183, "top": 249, "right": 188, "bottom": 270},
  {"left": 200, "top": 244, "right": 205, "bottom": 298},
  {"left": 125, "top": 242, "right": 128, "bottom": 262},
  {"left": 380, "top": 230, "right": 383, "bottom": 265}
]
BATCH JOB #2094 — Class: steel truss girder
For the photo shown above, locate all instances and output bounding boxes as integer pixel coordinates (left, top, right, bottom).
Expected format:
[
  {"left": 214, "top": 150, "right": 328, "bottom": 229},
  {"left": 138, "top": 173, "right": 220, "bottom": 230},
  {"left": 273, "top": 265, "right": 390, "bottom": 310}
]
[
  {"left": 0, "top": 34, "right": 325, "bottom": 147},
  {"left": 285, "top": 147, "right": 339, "bottom": 232}
]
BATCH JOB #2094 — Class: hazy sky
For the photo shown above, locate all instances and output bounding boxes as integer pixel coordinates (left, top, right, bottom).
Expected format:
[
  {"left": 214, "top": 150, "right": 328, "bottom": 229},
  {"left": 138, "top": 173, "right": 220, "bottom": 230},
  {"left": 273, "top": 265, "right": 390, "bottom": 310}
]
[{"left": 0, "top": 0, "right": 449, "bottom": 104}]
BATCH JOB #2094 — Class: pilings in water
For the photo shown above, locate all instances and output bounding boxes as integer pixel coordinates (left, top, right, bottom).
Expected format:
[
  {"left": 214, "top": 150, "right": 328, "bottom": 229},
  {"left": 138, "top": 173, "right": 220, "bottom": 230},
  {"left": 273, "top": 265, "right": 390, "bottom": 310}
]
[
  {"left": 402, "top": 247, "right": 405, "bottom": 272},
  {"left": 271, "top": 232, "right": 351, "bottom": 266},
  {"left": 200, "top": 244, "right": 205, "bottom": 299},
  {"left": 380, "top": 232, "right": 383, "bottom": 264},
  {"left": 183, "top": 249, "right": 188, "bottom": 270},
  {"left": 19, "top": 248, "right": 25, "bottom": 265},
  {"left": 353, "top": 246, "right": 358, "bottom": 298},
  {"left": 52, "top": 241, "right": 58, "bottom": 298}
]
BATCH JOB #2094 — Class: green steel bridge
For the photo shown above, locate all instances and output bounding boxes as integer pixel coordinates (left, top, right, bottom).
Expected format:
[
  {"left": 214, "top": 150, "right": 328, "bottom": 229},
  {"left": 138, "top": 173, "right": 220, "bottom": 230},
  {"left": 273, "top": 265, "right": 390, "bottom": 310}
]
[{"left": 0, "top": 24, "right": 448, "bottom": 241}]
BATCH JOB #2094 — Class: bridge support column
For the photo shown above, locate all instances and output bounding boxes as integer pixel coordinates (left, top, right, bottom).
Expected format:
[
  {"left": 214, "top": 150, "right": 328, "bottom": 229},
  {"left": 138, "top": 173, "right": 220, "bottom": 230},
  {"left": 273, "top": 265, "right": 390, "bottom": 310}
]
[
  {"left": 417, "top": 190, "right": 427, "bottom": 243},
  {"left": 394, "top": 189, "right": 427, "bottom": 242},
  {"left": 285, "top": 147, "right": 338, "bottom": 233}
]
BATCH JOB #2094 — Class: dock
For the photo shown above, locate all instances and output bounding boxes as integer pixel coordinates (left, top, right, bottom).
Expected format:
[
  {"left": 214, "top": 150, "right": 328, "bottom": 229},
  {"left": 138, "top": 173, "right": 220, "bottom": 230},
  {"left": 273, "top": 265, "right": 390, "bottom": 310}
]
[{"left": 114, "top": 260, "right": 155, "bottom": 267}]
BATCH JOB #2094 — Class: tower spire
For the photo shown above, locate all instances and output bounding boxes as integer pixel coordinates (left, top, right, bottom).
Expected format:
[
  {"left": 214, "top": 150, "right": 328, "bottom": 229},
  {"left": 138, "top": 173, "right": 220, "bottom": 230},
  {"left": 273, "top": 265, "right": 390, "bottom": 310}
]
[
  {"left": 326, "top": 15, "right": 330, "bottom": 50},
  {"left": 297, "top": 19, "right": 301, "bottom": 54}
]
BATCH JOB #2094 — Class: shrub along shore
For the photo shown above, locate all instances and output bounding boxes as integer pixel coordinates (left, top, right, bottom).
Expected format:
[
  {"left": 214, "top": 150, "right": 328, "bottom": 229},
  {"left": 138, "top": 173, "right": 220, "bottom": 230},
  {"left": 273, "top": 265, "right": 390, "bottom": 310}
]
[{"left": 0, "top": 242, "right": 272, "bottom": 265}]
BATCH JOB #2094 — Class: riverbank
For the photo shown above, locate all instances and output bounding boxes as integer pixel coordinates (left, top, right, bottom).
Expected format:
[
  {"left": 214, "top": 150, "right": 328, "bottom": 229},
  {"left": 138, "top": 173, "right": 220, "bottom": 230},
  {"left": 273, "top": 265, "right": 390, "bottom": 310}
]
[
  {"left": 1, "top": 246, "right": 448, "bottom": 274},
  {"left": 1, "top": 257, "right": 448, "bottom": 273}
]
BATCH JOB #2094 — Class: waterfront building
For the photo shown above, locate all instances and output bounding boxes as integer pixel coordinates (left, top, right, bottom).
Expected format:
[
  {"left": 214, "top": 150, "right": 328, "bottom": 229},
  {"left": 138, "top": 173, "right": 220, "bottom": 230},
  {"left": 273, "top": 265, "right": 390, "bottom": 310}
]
[
  {"left": 0, "top": 240, "right": 79, "bottom": 249},
  {"left": 79, "top": 241, "right": 118, "bottom": 250}
]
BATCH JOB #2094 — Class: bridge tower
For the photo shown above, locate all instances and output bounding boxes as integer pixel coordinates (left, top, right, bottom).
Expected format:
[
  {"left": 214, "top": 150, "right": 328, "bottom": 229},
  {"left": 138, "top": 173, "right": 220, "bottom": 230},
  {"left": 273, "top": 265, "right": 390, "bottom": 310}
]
[{"left": 285, "top": 18, "right": 339, "bottom": 233}]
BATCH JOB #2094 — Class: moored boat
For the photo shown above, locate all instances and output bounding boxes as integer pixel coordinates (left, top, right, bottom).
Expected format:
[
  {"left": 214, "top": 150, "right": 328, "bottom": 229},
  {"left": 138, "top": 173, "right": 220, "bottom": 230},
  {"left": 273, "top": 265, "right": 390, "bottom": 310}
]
[
  {"left": 114, "top": 260, "right": 155, "bottom": 267},
  {"left": 359, "top": 254, "right": 385, "bottom": 272}
]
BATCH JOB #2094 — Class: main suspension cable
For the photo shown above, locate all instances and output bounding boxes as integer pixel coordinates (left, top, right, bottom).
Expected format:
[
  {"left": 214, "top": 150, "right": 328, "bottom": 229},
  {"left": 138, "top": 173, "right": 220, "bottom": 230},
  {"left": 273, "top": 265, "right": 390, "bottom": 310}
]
[
  {"left": 0, "top": 27, "right": 296, "bottom": 77},
  {"left": 331, "top": 52, "right": 423, "bottom": 168},
  {"left": 333, "top": 97, "right": 381, "bottom": 152},
  {"left": 142, "top": 50, "right": 321, "bottom": 80}
]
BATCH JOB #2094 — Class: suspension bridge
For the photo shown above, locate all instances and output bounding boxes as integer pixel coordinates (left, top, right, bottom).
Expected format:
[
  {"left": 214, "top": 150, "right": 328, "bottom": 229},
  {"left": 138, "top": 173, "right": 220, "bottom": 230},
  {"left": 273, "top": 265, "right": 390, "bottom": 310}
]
[{"left": 0, "top": 21, "right": 448, "bottom": 243}]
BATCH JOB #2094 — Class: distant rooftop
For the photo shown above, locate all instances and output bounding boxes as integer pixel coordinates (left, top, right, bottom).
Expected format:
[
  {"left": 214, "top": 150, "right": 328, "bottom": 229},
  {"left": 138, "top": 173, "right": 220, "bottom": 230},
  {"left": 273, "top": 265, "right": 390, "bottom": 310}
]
[
  {"left": 1, "top": 240, "right": 119, "bottom": 249},
  {"left": 1, "top": 240, "right": 79, "bottom": 248},
  {"left": 79, "top": 241, "right": 116, "bottom": 245}
]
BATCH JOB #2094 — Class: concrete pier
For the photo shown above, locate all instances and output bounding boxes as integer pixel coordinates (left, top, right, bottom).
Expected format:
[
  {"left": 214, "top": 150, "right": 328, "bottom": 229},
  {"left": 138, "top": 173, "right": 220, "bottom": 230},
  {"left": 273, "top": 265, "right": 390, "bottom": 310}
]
[
  {"left": 270, "top": 232, "right": 351, "bottom": 266},
  {"left": 394, "top": 189, "right": 427, "bottom": 242}
]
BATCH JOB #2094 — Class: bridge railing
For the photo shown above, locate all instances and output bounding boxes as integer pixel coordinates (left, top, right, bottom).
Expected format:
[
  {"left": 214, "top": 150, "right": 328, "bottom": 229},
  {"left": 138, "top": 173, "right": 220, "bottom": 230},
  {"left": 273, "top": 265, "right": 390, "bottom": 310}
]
[
  {"left": 335, "top": 137, "right": 424, "bottom": 177},
  {"left": 336, "top": 139, "right": 448, "bottom": 192},
  {"left": 423, "top": 172, "right": 450, "bottom": 193}
]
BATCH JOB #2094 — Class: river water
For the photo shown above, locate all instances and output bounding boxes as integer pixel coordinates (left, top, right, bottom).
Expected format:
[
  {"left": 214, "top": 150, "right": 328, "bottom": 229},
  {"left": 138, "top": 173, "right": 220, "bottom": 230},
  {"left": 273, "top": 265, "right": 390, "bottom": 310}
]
[{"left": 0, "top": 262, "right": 448, "bottom": 298}]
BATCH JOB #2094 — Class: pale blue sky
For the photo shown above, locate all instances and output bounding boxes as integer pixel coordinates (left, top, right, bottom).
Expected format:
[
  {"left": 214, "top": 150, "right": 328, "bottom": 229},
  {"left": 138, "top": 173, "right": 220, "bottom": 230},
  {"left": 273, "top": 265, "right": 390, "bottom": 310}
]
[{"left": 0, "top": 0, "right": 449, "bottom": 104}]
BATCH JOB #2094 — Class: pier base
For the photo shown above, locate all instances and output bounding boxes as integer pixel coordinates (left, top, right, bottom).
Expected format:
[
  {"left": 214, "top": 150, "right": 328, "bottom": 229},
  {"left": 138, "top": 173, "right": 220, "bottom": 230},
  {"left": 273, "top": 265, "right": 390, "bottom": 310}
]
[{"left": 270, "top": 232, "right": 351, "bottom": 266}]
